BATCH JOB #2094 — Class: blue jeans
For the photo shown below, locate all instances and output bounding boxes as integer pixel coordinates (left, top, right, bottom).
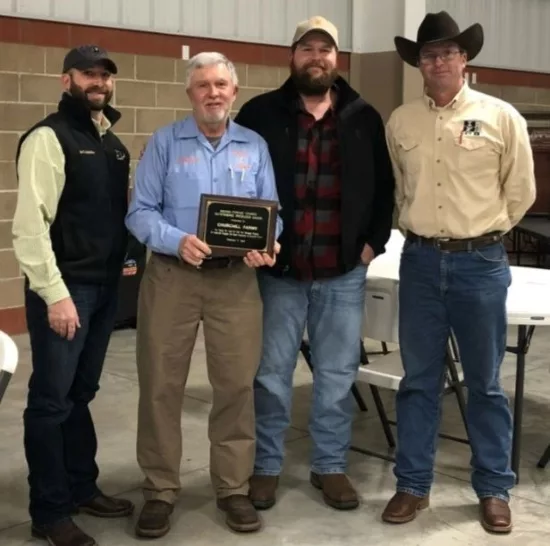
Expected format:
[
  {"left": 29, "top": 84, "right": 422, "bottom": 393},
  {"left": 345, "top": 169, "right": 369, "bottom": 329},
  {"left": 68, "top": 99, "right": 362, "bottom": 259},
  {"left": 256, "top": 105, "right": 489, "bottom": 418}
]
[
  {"left": 254, "top": 264, "right": 366, "bottom": 475},
  {"left": 23, "top": 281, "right": 119, "bottom": 526},
  {"left": 395, "top": 239, "right": 515, "bottom": 501}
]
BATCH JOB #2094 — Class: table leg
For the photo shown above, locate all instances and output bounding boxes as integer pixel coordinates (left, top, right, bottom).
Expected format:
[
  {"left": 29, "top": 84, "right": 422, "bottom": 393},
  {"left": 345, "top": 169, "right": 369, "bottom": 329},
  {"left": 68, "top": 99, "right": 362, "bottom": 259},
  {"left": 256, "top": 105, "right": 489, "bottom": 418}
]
[
  {"left": 537, "top": 443, "right": 550, "bottom": 469},
  {"left": 511, "top": 325, "right": 527, "bottom": 483}
]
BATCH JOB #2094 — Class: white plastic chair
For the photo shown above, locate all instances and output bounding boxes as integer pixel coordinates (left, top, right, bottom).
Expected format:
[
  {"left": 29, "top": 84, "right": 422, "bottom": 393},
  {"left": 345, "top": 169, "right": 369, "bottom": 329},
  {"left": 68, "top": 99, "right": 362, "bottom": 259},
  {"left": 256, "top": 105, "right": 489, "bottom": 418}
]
[{"left": 0, "top": 330, "right": 19, "bottom": 405}]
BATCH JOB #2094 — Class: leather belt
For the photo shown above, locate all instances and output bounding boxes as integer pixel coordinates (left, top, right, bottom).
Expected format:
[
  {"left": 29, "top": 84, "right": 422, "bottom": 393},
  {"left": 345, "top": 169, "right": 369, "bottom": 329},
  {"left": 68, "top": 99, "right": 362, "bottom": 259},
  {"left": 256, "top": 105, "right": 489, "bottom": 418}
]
[
  {"left": 406, "top": 231, "right": 503, "bottom": 252},
  {"left": 197, "top": 256, "right": 239, "bottom": 270},
  {"left": 153, "top": 252, "right": 239, "bottom": 270}
]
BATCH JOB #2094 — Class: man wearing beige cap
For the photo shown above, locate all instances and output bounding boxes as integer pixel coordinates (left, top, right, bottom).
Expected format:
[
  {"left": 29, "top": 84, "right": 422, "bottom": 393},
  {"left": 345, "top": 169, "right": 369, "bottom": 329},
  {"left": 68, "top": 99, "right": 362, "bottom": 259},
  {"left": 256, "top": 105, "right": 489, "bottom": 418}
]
[{"left": 236, "top": 16, "right": 395, "bottom": 510}]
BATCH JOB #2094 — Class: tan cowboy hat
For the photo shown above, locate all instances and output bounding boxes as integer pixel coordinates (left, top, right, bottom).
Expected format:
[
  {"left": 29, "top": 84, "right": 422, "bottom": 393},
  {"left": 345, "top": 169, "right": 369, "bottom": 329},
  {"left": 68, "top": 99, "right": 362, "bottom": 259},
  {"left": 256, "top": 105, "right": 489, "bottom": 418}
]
[{"left": 395, "top": 11, "right": 484, "bottom": 67}]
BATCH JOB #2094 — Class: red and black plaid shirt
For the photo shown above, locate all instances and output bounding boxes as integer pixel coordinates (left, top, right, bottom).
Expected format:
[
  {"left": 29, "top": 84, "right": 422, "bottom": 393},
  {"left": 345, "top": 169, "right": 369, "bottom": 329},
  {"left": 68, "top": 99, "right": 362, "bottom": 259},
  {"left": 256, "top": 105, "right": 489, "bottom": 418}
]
[{"left": 292, "top": 105, "right": 342, "bottom": 280}]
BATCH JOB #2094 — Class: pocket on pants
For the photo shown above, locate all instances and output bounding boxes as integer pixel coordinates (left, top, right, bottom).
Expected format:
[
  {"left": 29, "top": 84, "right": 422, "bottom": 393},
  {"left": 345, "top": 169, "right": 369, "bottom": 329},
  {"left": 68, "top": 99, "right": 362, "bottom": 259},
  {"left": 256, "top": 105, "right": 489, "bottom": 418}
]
[{"left": 473, "top": 242, "right": 508, "bottom": 263}]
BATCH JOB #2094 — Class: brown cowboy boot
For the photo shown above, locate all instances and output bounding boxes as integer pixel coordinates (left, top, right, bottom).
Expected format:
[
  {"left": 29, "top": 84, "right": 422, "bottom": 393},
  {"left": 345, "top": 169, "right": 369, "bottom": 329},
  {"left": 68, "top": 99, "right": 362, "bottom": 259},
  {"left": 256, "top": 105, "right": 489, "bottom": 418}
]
[
  {"left": 479, "top": 498, "right": 512, "bottom": 533},
  {"left": 382, "top": 492, "right": 429, "bottom": 523},
  {"left": 249, "top": 475, "right": 279, "bottom": 510},
  {"left": 310, "top": 472, "right": 359, "bottom": 510}
]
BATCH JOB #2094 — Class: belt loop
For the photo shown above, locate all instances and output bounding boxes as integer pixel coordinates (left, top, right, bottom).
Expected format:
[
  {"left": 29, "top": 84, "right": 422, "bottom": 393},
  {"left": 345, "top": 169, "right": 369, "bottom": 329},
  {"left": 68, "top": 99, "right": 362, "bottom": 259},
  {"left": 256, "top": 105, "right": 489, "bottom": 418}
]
[{"left": 466, "top": 241, "right": 472, "bottom": 252}]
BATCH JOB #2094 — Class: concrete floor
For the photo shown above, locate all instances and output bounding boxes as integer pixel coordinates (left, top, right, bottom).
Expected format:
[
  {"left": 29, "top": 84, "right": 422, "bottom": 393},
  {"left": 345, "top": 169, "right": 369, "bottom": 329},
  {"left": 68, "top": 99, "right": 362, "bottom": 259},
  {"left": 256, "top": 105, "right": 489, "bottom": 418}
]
[{"left": 1, "top": 325, "right": 549, "bottom": 545}]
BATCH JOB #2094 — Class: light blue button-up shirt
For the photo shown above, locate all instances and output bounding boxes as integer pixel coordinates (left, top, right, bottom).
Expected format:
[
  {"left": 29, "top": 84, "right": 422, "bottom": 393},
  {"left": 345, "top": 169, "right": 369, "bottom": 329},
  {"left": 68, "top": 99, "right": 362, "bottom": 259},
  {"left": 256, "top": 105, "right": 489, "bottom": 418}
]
[{"left": 126, "top": 116, "right": 283, "bottom": 257}]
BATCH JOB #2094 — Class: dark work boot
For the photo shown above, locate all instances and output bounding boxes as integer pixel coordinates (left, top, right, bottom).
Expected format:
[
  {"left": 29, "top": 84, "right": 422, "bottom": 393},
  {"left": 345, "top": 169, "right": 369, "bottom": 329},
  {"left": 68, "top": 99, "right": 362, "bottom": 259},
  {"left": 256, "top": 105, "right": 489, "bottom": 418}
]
[
  {"left": 217, "top": 494, "right": 261, "bottom": 532},
  {"left": 77, "top": 493, "right": 134, "bottom": 518},
  {"left": 31, "top": 518, "right": 96, "bottom": 546},
  {"left": 135, "top": 500, "right": 174, "bottom": 538},
  {"left": 249, "top": 475, "right": 279, "bottom": 510}
]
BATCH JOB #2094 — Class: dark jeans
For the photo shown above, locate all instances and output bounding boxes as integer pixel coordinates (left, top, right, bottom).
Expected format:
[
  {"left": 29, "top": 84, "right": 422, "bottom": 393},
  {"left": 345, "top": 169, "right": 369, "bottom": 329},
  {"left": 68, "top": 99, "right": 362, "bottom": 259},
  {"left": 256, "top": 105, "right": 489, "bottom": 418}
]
[
  {"left": 23, "top": 281, "right": 119, "bottom": 526},
  {"left": 394, "top": 240, "right": 515, "bottom": 501}
]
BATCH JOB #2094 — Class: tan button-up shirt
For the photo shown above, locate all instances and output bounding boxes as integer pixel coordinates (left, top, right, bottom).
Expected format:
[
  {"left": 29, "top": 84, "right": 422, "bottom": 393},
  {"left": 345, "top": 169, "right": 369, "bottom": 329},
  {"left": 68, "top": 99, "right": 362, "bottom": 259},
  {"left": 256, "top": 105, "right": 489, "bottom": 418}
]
[
  {"left": 385, "top": 82, "right": 536, "bottom": 239},
  {"left": 12, "top": 115, "right": 111, "bottom": 305}
]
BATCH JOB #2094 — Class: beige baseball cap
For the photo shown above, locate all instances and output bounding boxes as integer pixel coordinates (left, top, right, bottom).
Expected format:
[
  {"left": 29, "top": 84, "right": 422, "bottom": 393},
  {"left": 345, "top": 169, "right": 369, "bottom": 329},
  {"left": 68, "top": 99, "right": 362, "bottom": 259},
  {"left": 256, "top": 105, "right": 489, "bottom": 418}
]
[{"left": 291, "top": 15, "right": 339, "bottom": 48}]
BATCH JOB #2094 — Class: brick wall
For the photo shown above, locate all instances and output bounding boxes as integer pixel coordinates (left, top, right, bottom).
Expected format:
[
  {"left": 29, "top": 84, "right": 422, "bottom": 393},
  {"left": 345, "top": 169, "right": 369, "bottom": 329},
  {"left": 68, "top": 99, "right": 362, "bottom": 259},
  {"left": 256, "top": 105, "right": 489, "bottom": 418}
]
[
  {"left": 0, "top": 14, "right": 547, "bottom": 335},
  {"left": 471, "top": 82, "right": 550, "bottom": 113}
]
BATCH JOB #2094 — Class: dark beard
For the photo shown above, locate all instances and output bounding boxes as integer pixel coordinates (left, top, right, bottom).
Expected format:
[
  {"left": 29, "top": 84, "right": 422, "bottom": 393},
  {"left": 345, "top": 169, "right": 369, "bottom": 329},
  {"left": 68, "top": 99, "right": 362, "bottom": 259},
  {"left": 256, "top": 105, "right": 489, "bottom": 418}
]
[
  {"left": 69, "top": 80, "right": 112, "bottom": 111},
  {"left": 290, "top": 64, "right": 338, "bottom": 96}
]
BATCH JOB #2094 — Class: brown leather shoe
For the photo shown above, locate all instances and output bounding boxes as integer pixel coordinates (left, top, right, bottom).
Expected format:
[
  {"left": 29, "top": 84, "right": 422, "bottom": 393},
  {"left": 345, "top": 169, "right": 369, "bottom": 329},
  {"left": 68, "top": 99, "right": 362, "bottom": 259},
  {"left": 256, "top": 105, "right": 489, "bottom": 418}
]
[
  {"left": 135, "top": 500, "right": 174, "bottom": 538},
  {"left": 382, "top": 492, "right": 429, "bottom": 523},
  {"left": 78, "top": 493, "right": 134, "bottom": 518},
  {"left": 249, "top": 475, "right": 279, "bottom": 510},
  {"left": 217, "top": 494, "right": 261, "bottom": 533},
  {"left": 32, "top": 518, "right": 96, "bottom": 546},
  {"left": 480, "top": 498, "right": 512, "bottom": 533},
  {"left": 310, "top": 472, "right": 359, "bottom": 510}
]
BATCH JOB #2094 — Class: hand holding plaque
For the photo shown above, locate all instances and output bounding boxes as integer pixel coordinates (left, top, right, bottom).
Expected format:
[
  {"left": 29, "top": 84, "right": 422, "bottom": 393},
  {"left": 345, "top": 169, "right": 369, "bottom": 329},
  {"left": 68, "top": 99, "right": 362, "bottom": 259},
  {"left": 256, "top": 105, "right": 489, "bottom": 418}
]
[
  {"left": 196, "top": 194, "right": 278, "bottom": 258},
  {"left": 178, "top": 234, "right": 212, "bottom": 267},
  {"left": 243, "top": 241, "right": 280, "bottom": 268}
]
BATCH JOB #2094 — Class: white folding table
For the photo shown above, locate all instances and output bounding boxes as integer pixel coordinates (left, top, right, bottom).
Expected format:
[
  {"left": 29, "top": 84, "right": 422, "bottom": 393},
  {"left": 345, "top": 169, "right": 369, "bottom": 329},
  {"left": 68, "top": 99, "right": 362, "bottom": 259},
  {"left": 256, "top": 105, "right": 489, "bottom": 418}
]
[{"left": 365, "top": 232, "right": 550, "bottom": 482}]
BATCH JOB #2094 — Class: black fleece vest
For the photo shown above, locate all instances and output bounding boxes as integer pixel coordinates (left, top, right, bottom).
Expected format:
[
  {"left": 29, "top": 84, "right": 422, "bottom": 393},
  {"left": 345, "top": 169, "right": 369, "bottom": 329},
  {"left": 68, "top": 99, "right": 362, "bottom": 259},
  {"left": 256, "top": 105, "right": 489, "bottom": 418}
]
[{"left": 16, "top": 93, "right": 130, "bottom": 284}]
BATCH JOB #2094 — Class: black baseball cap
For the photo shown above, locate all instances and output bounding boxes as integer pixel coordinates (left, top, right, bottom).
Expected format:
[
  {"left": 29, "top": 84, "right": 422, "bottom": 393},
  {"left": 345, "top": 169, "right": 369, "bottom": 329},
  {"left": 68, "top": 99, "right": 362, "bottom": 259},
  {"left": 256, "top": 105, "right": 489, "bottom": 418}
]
[{"left": 62, "top": 45, "right": 118, "bottom": 74}]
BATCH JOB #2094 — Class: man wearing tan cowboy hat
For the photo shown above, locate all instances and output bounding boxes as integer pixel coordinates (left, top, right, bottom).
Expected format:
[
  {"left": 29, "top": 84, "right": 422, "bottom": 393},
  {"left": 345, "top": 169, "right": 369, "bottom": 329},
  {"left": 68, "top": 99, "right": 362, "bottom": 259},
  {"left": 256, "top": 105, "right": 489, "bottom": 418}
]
[
  {"left": 235, "top": 15, "right": 394, "bottom": 511},
  {"left": 383, "top": 11, "right": 535, "bottom": 534}
]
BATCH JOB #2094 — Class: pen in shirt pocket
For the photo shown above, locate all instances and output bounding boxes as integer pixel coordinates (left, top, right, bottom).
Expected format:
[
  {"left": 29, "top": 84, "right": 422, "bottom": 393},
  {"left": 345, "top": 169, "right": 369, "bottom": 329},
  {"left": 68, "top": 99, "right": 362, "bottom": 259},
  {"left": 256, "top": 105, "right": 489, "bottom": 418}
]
[{"left": 229, "top": 166, "right": 246, "bottom": 182}]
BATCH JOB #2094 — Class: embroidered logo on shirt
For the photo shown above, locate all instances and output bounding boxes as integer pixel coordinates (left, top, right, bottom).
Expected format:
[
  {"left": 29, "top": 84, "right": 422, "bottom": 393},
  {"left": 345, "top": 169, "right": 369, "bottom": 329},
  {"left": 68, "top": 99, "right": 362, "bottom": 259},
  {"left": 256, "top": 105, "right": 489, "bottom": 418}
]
[
  {"left": 177, "top": 155, "right": 200, "bottom": 164},
  {"left": 115, "top": 150, "right": 126, "bottom": 161},
  {"left": 79, "top": 150, "right": 96, "bottom": 155},
  {"left": 462, "top": 120, "right": 481, "bottom": 136}
]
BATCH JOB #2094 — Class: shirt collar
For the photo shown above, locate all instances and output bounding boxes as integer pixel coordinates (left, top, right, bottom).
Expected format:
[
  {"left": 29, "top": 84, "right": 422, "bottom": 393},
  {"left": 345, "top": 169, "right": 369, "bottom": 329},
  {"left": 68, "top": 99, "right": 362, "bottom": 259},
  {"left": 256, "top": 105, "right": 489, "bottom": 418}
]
[
  {"left": 423, "top": 80, "right": 471, "bottom": 111},
  {"left": 175, "top": 115, "right": 249, "bottom": 143},
  {"left": 92, "top": 114, "right": 111, "bottom": 135}
]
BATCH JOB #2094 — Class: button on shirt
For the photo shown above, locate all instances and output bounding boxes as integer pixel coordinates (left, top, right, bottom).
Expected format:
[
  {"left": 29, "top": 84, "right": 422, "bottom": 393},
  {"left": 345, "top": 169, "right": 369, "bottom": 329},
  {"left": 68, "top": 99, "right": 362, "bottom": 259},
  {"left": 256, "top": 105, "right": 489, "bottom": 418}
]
[
  {"left": 126, "top": 116, "right": 283, "bottom": 256},
  {"left": 385, "top": 83, "right": 536, "bottom": 239}
]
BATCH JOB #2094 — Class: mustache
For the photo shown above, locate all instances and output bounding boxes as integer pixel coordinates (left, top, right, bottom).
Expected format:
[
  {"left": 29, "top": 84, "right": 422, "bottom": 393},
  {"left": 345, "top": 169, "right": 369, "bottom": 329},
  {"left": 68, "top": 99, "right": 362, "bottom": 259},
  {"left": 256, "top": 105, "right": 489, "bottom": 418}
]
[
  {"left": 304, "top": 62, "right": 327, "bottom": 70},
  {"left": 85, "top": 87, "right": 107, "bottom": 93}
]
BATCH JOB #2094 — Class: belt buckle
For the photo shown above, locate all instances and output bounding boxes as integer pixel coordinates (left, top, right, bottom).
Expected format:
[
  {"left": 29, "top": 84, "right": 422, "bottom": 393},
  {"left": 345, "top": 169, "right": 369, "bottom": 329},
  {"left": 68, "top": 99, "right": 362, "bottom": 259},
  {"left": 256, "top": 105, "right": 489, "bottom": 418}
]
[{"left": 435, "top": 237, "right": 450, "bottom": 249}]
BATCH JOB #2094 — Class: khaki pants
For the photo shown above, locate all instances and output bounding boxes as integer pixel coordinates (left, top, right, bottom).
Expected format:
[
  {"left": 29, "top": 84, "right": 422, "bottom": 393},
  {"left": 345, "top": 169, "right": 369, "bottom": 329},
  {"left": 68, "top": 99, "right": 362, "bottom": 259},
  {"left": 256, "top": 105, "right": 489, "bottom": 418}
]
[{"left": 135, "top": 253, "right": 262, "bottom": 503}]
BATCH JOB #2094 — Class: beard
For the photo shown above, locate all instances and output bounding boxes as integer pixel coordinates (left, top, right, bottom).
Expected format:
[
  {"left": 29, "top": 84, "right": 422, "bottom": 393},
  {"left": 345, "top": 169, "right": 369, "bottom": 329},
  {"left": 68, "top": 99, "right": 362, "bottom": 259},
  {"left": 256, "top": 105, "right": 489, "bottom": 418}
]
[
  {"left": 290, "top": 61, "right": 338, "bottom": 96},
  {"left": 69, "top": 78, "right": 113, "bottom": 111},
  {"left": 202, "top": 108, "right": 229, "bottom": 125}
]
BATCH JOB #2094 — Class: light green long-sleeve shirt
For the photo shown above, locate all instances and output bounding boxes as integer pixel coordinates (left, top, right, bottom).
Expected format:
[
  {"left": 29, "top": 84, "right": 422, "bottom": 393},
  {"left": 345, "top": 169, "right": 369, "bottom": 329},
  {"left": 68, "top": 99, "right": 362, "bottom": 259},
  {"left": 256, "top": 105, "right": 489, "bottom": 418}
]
[{"left": 12, "top": 116, "right": 111, "bottom": 305}]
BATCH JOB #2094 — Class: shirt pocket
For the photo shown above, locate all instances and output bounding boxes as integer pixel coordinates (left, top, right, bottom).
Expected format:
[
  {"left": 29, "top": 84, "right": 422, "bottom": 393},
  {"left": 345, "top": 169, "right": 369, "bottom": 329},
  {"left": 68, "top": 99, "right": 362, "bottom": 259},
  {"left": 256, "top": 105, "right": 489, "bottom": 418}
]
[
  {"left": 229, "top": 161, "right": 259, "bottom": 198},
  {"left": 454, "top": 136, "right": 492, "bottom": 174},
  {"left": 395, "top": 135, "right": 422, "bottom": 176},
  {"left": 164, "top": 164, "right": 202, "bottom": 210}
]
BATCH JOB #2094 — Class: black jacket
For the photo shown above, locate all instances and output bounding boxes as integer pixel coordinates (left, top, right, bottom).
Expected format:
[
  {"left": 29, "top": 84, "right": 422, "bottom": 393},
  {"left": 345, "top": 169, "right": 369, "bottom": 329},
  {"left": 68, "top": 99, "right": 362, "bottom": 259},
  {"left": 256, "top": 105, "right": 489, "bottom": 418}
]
[
  {"left": 234, "top": 76, "right": 395, "bottom": 278},
  {"left": 16, "top": 93, "right": 130, "bottom": 284}
]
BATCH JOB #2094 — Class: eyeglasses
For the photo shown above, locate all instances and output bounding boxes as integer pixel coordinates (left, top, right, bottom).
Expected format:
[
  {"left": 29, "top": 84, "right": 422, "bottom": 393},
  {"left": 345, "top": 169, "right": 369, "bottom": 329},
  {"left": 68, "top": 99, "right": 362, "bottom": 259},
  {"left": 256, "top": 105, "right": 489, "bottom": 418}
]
[{"left": 418, "top": 49, "right": 463, "bottom": 65}]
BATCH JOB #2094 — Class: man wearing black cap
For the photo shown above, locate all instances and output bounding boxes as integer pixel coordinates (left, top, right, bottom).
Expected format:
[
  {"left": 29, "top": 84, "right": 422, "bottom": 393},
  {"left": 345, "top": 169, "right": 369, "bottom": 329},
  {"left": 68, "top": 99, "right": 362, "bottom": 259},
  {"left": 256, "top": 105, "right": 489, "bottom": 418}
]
[
  {"left": 12, "top": 45, "right": 134, "bottom": 546},
  {"left": 383, "top": 12, "right": 536, "bottom": 533}
]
